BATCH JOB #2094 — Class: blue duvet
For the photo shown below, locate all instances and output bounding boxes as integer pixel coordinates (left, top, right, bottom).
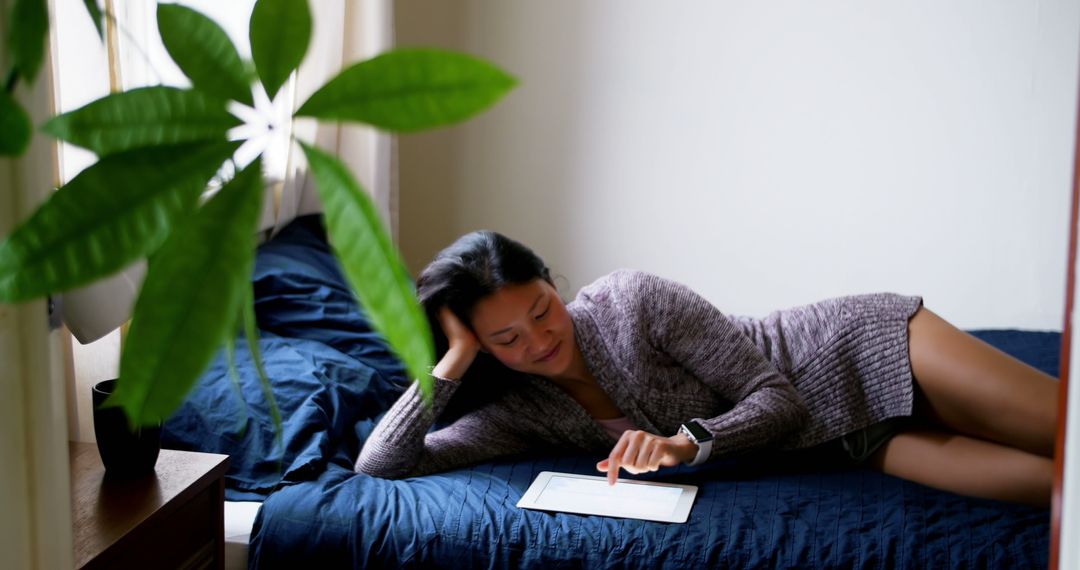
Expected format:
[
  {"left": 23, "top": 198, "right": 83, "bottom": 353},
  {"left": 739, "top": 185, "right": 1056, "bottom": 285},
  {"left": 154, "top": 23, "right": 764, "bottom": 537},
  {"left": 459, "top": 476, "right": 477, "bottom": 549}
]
[{"left": 163, "top": 215, "right": 1054, "bottom": 568}]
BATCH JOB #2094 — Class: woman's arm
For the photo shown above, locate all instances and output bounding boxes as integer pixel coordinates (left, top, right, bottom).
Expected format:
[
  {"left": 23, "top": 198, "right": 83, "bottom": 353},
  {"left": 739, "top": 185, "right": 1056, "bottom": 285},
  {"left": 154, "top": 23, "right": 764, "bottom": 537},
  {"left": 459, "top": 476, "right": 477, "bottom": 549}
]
[
  {"left": 355, "top": 307, "right": 531, "bottom": 478},
  {"left": 638, "top": 273, "right": 809, "bottom": 460},
  {"left": 354, "top": 375, "right": 531, "bottom": 478}
]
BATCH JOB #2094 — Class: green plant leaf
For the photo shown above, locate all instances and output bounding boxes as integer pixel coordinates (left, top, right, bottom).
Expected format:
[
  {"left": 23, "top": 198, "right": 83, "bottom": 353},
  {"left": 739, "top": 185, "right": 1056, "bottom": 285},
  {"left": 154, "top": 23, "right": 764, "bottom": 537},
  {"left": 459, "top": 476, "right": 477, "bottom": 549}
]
[
  {"left": 42, "top": 86, "right": 241, "bottom": 157},
  {"left": 9, "top": 0, "right": 48, "bottom": 83},
  {"left": 111, "top": 159, "right": 264, "bottom": 426},
  {"left": 295, "top": 49, "right": 517, "bottom": 132},
  {"left": 0, "top": 90, "right": 32, "bottom": 156},
  {"left": 83, "top": 0, "right": 104, "bottom": 41},
  {"left": 157, "top": 4, "right": 254, "bottom": 106},
  {"left": 242, "top": 282, "right": 282, "bottom": 450},
  {"left": 223, "top": 331, "right": 252, "bottom": 434},
  {"left": 0, "top": 142, "right": 239, "bottom": 302},
  {"left": 300, "top": 143, "right": 434, "bottom": 398},
  {"left": 249, "top": 0, "right": 310, "bottom": 100}
]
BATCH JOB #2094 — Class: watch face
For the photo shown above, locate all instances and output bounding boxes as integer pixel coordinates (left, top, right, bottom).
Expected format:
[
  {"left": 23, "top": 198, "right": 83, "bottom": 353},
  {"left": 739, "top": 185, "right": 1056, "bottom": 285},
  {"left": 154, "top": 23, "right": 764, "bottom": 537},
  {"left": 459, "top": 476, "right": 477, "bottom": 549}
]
[{"left": 684, "top": 421, "right": 713, "bottom": 442}]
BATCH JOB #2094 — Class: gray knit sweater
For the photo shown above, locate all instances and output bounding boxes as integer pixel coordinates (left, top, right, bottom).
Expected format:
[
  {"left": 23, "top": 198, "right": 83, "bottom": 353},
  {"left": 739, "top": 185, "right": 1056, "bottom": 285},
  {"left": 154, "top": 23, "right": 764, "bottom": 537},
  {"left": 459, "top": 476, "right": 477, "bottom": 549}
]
[{"left": 355, "top": 270, "right": 922, "bottom": 478}]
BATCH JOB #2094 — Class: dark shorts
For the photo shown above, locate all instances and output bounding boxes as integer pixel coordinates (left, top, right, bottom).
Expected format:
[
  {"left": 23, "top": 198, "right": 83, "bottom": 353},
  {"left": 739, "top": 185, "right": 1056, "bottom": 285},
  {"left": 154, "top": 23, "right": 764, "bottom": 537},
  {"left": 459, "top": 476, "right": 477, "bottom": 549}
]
[{"left": 838, "top": 418, "right": 907, "bottom": 463}]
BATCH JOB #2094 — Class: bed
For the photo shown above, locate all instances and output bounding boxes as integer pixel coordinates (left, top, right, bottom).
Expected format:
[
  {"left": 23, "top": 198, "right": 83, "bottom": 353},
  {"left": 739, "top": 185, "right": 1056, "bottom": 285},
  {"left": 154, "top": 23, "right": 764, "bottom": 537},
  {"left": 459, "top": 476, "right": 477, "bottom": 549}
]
[{"left": 162, "top": 215, "right": 1056, "bottom": 569}]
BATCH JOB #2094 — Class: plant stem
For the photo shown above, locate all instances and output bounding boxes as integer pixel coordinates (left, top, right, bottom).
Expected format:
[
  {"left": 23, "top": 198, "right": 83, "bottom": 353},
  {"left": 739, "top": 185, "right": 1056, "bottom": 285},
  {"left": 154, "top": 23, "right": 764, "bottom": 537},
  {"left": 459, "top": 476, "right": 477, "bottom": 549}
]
[{"left": 5, "top": 68, "right": 17, "bottom": 93}]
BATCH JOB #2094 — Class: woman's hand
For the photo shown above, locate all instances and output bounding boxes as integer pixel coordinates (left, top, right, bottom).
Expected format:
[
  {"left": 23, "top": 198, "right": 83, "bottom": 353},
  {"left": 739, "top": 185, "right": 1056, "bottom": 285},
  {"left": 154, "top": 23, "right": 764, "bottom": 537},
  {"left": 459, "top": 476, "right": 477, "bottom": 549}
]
[
  {"left": 596, "top": 430, "right": 699, "bottom": 485},
  {"left": 437, "top": 306, "right": 480, "bottom": 352},
  {"left": 431, "top": 307, "right": 481, "bottom": 382}
]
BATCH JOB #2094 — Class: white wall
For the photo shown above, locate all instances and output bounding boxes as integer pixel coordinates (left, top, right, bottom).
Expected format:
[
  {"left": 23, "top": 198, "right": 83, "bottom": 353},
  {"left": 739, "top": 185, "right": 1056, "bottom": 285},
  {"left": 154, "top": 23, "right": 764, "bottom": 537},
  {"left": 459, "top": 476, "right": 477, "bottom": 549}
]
[
  {"left": 1063, "top": 286, "right": 1080, "bottom": 570},
  {"left": 397, "top": 0, "right": 1080, "bottom": 330}
]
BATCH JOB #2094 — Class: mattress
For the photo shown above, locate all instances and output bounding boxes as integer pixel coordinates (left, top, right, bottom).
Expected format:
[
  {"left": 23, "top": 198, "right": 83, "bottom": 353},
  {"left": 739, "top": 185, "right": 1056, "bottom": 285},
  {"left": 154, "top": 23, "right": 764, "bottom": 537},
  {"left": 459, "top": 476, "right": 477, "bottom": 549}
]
[{"left": 224, "top": 501, "right": 262, "bottom": 570}]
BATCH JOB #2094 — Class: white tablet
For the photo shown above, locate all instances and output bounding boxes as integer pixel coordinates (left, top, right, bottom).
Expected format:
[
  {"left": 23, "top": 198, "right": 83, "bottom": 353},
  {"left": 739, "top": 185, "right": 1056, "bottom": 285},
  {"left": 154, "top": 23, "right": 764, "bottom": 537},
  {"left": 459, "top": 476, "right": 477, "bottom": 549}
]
[{"left": 516, "top": 471, "right": 698, "bottom": 523}]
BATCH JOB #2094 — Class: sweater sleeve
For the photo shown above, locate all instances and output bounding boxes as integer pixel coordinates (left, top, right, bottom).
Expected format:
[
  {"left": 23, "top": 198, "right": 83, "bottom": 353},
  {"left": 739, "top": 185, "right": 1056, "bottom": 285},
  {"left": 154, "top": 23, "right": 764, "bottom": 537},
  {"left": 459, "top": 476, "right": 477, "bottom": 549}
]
[
  {"left": 637, "top": 273, "right": 809, "bottom": 459},
  {"left": 355, "top": 376, "right": 532, "bottom": 478}
]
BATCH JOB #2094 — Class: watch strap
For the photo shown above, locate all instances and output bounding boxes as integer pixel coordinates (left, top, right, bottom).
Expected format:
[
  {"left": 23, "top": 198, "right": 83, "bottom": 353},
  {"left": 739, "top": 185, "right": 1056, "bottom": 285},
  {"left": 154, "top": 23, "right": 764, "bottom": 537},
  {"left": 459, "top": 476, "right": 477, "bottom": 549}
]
[
  {"left": 679, "top": 424, "right": 713, "bottom": 466},
  {"left": 688, "top": 436, "right": 712, "bottom": 466}
]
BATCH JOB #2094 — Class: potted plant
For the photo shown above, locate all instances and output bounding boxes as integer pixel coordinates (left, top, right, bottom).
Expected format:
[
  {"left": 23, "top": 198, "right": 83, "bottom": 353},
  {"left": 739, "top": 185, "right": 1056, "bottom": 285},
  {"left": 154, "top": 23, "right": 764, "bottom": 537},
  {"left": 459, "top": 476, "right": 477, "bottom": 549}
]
[{"left": 0, "top": 0, "right": 516, "bottom": 428}]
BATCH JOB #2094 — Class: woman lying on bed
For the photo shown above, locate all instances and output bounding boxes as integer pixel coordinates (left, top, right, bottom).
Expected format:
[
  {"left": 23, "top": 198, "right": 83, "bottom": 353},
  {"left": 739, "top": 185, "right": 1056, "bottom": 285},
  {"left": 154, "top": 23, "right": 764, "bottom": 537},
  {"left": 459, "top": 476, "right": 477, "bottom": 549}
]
[{"left": 355, "top": 231, "right": 1058, "bottom": 506}]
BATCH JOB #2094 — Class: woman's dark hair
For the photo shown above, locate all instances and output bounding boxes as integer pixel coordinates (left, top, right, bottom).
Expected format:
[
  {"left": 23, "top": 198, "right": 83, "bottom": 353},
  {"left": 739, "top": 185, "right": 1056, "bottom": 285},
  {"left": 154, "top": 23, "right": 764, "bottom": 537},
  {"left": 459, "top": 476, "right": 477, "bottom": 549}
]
[
  {"left": 417, "top": 230, "right": 552, "bottom": 334},
  {"left": 416, "top": 231, "right": 553, "bottom": 412}
]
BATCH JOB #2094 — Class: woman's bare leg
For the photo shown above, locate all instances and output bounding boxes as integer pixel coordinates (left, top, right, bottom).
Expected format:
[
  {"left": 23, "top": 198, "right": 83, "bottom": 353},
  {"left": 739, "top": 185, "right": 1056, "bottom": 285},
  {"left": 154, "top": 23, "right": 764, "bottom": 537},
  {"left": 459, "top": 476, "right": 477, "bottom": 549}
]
[
  {"left": 905, "top": 307, "right": 1059, "bottom": 457},
  {"left": 867, "top": 306, "right": 1059, "bottom": 505},
  {"left": 868, "top": 429, "right": 1053, "bottom": 507}
]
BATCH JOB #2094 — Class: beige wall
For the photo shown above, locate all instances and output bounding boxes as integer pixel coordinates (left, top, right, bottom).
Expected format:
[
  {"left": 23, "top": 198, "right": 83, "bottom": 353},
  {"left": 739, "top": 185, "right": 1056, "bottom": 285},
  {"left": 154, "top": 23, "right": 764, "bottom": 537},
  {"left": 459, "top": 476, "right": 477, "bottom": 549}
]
[{"left": 396, "top": 0, "right": 473, "bottom": 277}]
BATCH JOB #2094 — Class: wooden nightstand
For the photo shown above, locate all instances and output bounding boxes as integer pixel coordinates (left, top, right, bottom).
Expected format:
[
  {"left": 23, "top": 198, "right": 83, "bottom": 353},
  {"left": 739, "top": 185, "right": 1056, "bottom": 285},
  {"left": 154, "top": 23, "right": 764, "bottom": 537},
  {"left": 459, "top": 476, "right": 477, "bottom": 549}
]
[{"left": 69, "top": 442, "right": 230, "bottom": 570}]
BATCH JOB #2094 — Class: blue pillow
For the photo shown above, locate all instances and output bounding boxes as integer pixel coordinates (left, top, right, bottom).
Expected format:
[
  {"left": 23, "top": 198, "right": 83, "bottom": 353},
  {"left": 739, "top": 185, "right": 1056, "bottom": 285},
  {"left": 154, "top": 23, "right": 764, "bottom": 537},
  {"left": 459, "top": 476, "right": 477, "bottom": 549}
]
[
  {"left": 252, "top": 216, "right": 409, "bottom": 381},
  {"left": 162, "top": 215, "right": 409, "bottom": 500}
]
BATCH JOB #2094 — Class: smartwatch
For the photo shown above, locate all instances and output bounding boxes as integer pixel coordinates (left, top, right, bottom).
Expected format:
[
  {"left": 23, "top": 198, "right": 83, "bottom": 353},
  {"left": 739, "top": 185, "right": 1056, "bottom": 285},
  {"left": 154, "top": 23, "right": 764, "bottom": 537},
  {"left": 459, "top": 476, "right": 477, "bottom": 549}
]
[{"left": 678, "top": 420, "right": 714, "bottom": 466}]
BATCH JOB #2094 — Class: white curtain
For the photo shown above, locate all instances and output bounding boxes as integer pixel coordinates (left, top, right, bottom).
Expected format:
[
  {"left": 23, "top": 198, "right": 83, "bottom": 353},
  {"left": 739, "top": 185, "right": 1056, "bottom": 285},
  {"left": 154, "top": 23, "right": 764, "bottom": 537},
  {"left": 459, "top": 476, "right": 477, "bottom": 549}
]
[
  {"left": 54, "top": 0, "right": 123, "bottom": 443},
  {"left": 280, "top": 0, "right": 398, "bottom": 240},
  {"left": 110, "top": 0, "right": 399, "bottom": 238}
]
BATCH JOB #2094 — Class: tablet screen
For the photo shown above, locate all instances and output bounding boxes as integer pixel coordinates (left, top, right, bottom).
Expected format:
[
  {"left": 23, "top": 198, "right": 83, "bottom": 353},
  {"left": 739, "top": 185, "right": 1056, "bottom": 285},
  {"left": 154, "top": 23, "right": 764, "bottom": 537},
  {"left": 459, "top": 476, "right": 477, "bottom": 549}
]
[
  {"left": 539, "top": 475, "right": 682, "bottom": 518},
  {"left": 517, "top": 472, "right": 698, "bottom": 523}
]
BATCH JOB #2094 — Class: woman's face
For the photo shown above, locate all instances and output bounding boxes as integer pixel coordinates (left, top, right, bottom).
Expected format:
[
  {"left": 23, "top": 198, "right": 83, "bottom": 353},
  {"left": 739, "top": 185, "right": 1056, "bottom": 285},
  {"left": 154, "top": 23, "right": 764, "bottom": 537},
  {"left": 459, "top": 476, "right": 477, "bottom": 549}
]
[{"left": 469, "top": 278, "right": 578, "bottom": 380}]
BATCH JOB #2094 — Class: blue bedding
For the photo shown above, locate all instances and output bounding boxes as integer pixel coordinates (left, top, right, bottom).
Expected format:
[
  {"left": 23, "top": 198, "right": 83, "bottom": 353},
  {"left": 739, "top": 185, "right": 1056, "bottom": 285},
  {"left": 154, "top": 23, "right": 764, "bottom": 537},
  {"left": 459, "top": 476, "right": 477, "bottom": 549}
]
[
  {"left": 161, "top": 215, "right": 409, "bottom": 500},
  {"left": 163, "top": 215, "right": 1056, "bottom": 568}
]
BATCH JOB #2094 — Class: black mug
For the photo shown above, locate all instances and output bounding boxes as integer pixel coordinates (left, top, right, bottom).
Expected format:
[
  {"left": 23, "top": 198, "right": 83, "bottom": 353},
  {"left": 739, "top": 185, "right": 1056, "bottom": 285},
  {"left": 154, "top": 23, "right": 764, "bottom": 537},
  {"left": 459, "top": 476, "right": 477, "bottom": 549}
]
[{"left": 92, "top": 379, "right": 161, "bottom": 478}]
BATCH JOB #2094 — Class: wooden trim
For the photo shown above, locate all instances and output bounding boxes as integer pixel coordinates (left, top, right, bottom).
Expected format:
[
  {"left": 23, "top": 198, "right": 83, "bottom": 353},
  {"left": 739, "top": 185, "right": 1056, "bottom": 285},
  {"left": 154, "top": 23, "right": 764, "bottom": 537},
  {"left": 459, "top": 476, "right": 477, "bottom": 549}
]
[
  {"left": 1050, "top": 60, "right": 1080, "bottom": 570},
  {"left": 215, "top": 472, "right": 226, "bottom": 569},
  {"left": 104, "top": 0, "right": 122, "bottom": 93}
]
